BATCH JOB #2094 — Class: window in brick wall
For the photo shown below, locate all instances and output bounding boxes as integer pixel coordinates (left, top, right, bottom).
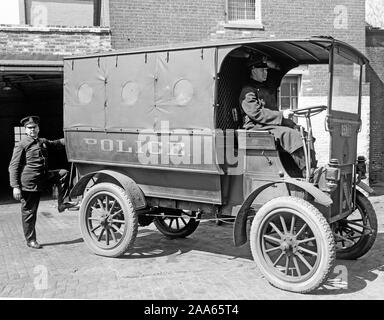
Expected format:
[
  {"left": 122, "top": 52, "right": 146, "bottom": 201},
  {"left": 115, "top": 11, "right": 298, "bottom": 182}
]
[
  {"left": 226, "top": 0, "right": 262, "bottom": 25},
  {"left": 278, "top": 76, "right": 300, "bottom": 110},
  {"left": 24, "top": 0, "right": 109, "bottom": 27},
  {"left": 14, "top": 126, "right": 26, "bottom": 144}
]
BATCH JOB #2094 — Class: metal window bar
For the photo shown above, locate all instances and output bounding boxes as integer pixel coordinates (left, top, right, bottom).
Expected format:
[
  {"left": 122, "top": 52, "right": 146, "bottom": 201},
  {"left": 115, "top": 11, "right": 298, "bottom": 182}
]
[{"left": 228, "top": 0, "right": 256, "bottom": 21}]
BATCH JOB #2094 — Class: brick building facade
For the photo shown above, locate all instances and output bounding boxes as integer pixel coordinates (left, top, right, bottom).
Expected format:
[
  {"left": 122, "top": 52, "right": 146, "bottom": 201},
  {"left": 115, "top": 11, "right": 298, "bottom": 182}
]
[{"left": 109, "top": 0, "right": 366, "bottom": 52}]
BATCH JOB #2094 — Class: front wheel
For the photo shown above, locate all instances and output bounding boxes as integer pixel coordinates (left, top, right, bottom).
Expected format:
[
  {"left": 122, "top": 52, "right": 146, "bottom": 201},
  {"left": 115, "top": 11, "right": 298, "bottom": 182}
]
[
  {"left": 250, "top": 196, "right": 335, "bottom": 293},
  {"left": 334, "top": 190, "right": 377, "bottom": 260},
  {"left": 79, "top": 182, "right": 138, "bottom": 257}
]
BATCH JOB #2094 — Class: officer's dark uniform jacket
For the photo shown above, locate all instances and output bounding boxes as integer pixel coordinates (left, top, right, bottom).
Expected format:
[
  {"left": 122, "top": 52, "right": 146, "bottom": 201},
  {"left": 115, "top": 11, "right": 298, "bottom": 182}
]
[
  {"left": 239, "top": 79, "right": 303, "bottom": 154},
  {"left": 9, "top": 136, "right": 65, "bottom": 192}
]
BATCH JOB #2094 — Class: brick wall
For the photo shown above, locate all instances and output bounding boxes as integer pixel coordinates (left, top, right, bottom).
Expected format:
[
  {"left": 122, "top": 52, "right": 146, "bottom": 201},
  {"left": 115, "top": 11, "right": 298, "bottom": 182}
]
[
  {"left": 259, "top": 0, "right": 365, "bottom": 52},
  {"left": 366, "top": 29, "right": 384, "bottom": 185},
  {"left": 109, "top": 0, "right": 224, "bottom": 48},
  {"left": 109, "top": 0, "right": 366, "bottom": 53},
  {"left": 0, "top": 25, "right": 111, "bottom": 56}
]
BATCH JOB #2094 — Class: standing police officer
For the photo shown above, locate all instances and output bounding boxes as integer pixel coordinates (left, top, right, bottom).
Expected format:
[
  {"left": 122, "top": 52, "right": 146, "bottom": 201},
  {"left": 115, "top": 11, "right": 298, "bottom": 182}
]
[{"left": 8, "top": 116, "right": 77, "bottom": 249}]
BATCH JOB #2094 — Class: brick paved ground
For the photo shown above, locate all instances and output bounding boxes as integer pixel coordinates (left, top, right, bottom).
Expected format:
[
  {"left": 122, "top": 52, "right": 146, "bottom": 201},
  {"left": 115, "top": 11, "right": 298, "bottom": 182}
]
[{"left": 0, "top": 191, "right": 383, "bottom": 300}]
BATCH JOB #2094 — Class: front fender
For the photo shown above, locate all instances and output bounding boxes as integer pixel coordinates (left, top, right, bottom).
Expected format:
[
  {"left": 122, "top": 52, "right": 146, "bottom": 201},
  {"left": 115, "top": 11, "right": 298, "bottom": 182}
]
[
  {"left": 70, "top": 169, "right": 147, "bottom": 210},
  {"left": 358, "top": 181, "right": 374, "bottom": 194},
  {"left": 233, "top": 178, "right": 333, "bottom": 247}
]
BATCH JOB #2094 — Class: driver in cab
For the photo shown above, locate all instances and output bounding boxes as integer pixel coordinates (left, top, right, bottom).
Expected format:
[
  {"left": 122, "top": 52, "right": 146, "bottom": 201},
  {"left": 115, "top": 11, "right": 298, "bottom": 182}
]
[{"left": 239, "top": 56, "right": 317, "bottom": 177}]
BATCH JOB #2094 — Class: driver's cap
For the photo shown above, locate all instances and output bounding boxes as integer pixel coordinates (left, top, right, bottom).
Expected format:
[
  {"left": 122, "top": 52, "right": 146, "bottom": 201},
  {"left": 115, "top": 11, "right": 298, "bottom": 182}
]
[
  {"left": 20, "top": 116, "right": 40, "bottom": 127},
  {"left": 247, "top": 56, "right": 280, "bottom": 70}
]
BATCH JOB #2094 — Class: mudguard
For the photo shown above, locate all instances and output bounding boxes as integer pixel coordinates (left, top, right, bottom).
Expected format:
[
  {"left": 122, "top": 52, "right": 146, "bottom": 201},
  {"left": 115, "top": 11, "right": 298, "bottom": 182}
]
[
  {"left": 70, "top": 170, "right": 147, "bottom": 210},
  {"left": 233, "top": 178, "right": 333, "bottom": 247},
  {"left": 357, "top": 181, "right": 374, "bottom": 194}
]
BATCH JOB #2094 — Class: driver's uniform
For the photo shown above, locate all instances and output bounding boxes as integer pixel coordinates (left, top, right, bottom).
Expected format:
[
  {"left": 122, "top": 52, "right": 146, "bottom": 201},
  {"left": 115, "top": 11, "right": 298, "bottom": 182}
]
[{"left": 239, "top": 79, "right": 316, "bottom": 171}]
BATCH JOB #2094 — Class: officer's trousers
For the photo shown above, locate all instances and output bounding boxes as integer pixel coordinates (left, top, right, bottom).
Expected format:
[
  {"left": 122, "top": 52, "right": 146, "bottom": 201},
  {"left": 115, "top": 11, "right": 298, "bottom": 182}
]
[
  {"left": 21, "top": 191, "right": 41, "bottom": 242},
  {"left": 20, "top": 169, "right": 70, "bottom": 242}
]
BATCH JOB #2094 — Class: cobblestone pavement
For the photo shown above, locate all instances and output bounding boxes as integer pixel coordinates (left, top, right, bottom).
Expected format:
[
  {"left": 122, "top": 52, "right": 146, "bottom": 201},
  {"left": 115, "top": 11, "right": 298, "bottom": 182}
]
[{"left": 0, "top": 192, "right": 384, "bottom": 300}]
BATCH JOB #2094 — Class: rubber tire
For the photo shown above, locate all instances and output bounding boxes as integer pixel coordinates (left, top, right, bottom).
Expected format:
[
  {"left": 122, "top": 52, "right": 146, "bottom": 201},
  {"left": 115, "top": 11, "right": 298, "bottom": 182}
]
[
  {"left": 154, "top": 210, "right": 199, "bottom": 239},
  {"left": 79, "top": 182, "right": 138, "bottom": 257},
  {"left": 335, "top": 190, "right": 378, "bottom": 260},
  {"left": 250, "top": 196, "right": 336, "bottom": 293}
]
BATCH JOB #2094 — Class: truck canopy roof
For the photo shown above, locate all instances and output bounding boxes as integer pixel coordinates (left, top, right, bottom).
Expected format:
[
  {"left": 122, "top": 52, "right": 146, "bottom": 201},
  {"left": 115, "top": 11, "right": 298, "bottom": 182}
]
[{"left": 64, "top": 36, "right": 368, "bottom": 66}]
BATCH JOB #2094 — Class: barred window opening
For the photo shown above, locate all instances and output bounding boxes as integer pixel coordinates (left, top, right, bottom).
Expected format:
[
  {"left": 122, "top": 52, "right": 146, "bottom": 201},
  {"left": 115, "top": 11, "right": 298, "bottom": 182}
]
[
  {"left": 14, "top": 126, "right": 26, "bottom": 144},
  {"left": 227, "top": 0, "right": 261, "bottom": 23}
]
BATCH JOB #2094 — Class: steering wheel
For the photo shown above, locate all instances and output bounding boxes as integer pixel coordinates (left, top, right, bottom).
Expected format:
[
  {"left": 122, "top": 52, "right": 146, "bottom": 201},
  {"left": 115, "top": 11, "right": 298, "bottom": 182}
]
[{"left": 291, "top": 105, "right": 327, "bottom": 117}]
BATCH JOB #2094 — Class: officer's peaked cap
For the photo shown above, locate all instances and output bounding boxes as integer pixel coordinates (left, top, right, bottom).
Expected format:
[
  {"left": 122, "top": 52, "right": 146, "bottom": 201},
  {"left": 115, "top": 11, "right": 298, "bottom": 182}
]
[
  {"left": 247, "top": 56, "right": 268, "bottom": 68},
  {"left": 247, "top": 56, "right": 280, "bottom": 70},
  {"left": 20, "top": 116, "right": 40, "bottom": 127}
]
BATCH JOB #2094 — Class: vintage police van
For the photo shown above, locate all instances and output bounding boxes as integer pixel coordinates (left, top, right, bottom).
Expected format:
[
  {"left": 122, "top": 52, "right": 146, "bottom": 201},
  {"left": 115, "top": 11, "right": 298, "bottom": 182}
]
[{"left": 63, "top": 37, "right": 377, "bottom": 293}]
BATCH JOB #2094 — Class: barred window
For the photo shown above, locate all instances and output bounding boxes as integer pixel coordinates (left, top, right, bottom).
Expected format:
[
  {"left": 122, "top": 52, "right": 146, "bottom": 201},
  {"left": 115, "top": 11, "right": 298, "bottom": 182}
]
[
  {"left": 226, "top": 0, "right": 262, "bottom": 24},
  {"left": 14, "top": 127, "right": 26, "bottom": 144}
]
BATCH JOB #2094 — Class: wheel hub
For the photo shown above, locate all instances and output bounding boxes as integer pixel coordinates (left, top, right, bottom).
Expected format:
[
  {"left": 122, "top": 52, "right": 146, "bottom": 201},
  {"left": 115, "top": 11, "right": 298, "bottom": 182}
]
[
  {"left": 280, "top": 234, "right": 298, "bottom": 255},
  {"left": 100, "top": 215, "right": 111, "bottom": 227}
]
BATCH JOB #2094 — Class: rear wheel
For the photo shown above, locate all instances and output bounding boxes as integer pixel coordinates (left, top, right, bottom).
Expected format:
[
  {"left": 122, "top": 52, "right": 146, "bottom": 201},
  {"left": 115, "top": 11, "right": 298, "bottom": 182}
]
[
  {"left": 154, "top": 208, "right": 200, "bottom": 238},
  {"left": 250, "top": 196, "right": 335, "bottom": 293},
  {"left": 79, "top": 182, "right": 138, "bottom": 257},
  {"left": 333, "top": 190, "right": 377, "bottom": 260}
]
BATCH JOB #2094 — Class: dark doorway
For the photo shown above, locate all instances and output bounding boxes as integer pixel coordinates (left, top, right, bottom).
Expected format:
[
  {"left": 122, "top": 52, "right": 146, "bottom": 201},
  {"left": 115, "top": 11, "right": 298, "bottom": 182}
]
[{"left": 0, "top": 73, "right": 65, "bottom": 202}]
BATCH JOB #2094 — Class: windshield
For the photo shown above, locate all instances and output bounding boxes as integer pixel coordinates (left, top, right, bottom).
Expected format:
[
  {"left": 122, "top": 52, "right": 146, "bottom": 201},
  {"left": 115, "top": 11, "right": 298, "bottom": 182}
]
[{"left": 331, "top": 52, "right": 361, "bottom": 114}]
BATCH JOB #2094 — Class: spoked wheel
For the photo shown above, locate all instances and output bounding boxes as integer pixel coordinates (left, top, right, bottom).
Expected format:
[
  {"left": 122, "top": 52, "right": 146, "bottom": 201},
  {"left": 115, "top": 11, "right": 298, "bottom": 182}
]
[
  {"left": 79, "top": 183, "right": 138, "bottom": 257},
  {"left": 250, "top": 197, "right": 335, "bottom": 293},
  {"left": 154, "top": 208, "right": 200, "bottom": 238},
  {"left": 333, "top": 190, "right": 377, "bottom": 260}
]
